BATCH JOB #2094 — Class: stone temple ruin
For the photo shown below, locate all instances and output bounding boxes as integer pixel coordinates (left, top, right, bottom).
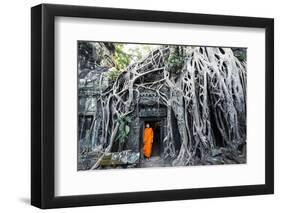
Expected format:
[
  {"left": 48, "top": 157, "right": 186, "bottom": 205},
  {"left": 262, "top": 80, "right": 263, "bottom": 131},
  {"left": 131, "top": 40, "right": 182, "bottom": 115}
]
[{"left": 78, "top": 42, "right": 247, "bottom": 170}]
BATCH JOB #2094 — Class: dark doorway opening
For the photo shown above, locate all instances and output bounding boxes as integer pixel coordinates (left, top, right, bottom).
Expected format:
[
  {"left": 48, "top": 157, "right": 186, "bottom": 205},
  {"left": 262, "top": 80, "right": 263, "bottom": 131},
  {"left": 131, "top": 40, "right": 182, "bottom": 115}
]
[
  {"left": 149, "top": 120, "right": 161, "bottom": 157},
  {"left": 143, "top": 120, "right": 161, "bottom": 157}
]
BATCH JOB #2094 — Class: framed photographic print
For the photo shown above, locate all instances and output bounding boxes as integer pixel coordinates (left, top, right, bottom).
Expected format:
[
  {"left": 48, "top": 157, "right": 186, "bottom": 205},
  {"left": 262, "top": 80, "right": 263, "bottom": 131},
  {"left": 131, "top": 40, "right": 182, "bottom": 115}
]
[{"left": 31, "top": 4, "right": 274, "bottom": 209}]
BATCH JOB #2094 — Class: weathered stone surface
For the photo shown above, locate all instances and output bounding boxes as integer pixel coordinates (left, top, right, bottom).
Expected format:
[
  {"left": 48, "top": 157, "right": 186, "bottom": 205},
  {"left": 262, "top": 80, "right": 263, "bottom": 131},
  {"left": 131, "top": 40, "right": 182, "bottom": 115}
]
[
  {"left": 140, "top": 156, "right": 171, "bottom": 168},
  {"left": 98, "top": 151, "right": 140, "bottom": 166},
  {"left": 139, "top": 107, "right": 167, "bottom": 118},
  {"left": 111, "top": 150, "right": 140, "bottom": 164},
  {"left": 126, "top": 114, "right": 140, "bottom": 152},
  {"left": 78, "top": 43, "right": 247, "bottom": 170}
]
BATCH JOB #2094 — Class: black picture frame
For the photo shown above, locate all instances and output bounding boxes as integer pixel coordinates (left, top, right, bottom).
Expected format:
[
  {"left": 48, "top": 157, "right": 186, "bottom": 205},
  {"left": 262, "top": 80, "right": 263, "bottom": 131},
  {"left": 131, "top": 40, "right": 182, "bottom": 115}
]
[{"left": 31, "top": 3, "right": 274, "bottom": 209}]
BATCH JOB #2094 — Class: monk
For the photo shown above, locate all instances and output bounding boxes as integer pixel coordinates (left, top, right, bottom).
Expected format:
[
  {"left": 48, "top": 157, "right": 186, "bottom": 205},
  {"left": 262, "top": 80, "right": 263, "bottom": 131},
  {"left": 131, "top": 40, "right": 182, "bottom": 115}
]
[{"left": 143, "top": 123, "right": 154, "bottom": 160}]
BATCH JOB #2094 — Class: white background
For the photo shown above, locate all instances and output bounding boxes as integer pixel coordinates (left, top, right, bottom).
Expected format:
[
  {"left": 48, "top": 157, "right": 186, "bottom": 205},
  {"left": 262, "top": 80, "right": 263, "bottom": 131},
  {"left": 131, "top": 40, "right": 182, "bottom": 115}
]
[
  {"left": 55, "top": 17, "right": 265, "bottom": 196},
  {"left": 0, "top": 0, "right": 279, "bottom": 212}
]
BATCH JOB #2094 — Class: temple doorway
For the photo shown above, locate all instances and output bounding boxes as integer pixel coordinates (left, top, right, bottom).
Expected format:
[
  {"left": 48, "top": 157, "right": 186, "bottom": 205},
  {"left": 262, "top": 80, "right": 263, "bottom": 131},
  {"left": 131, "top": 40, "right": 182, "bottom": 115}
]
[
  {"left": 139, "top": 117, "right": 166, "bottom": 159},
  {"left": 139, "top": 118, "right": 167, "bottom": 168},
  {"left": 137, "top": 105, "right": 167, "bottom": 167}
]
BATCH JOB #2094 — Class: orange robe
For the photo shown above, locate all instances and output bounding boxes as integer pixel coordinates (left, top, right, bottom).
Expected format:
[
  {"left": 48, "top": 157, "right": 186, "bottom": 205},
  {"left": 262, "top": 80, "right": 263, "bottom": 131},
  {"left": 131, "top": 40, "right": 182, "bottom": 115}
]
[{"left": 143, "top": 127, "right": 154, "bottom": 158}]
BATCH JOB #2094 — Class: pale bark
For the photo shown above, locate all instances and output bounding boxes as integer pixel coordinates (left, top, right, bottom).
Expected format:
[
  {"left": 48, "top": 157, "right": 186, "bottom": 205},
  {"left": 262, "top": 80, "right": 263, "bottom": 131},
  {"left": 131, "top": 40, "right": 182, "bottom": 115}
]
[{"left": 80, "top": 46, "right": 246, "bottom": 169}]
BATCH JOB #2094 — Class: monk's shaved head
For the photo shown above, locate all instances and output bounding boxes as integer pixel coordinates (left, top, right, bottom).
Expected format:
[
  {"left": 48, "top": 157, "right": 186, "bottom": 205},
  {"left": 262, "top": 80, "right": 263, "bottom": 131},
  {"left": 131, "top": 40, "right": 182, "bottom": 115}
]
[{"left": 146, "top": 123, "right": 150, "bottom": 128}]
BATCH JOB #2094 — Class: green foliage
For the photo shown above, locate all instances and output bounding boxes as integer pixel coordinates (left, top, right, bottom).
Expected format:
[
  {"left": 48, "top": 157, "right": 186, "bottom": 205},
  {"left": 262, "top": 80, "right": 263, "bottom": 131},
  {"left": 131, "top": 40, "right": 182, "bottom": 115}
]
[
  {"left": 127, "top": 45, "right": 154, "bottom": 62},
  {"left": 116, "top": 116, "right": 132, "bottom": 143},
  {"left": 236, "top": 51, "right": 246, "bottom": 62},
  {"left": 125, "top": 125, "right": 130, "bottom": 135},
  {"left": 168, "top": 46, "right": 186, "bottom": 74},
  {"left": 232, "top": 48, "right": 247, "bottom": 62},
  {"left": 108, "top": 67, "right": 121, "bottom": 81},
  {"left": 107, "top": 44, "right": 132, "bottom": 82},
  {"left": 113, "top": 44, "right": 132, "bottom": 71},
  {"left": 108, "top": 44, "right": 155, "bottom": 81}
]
